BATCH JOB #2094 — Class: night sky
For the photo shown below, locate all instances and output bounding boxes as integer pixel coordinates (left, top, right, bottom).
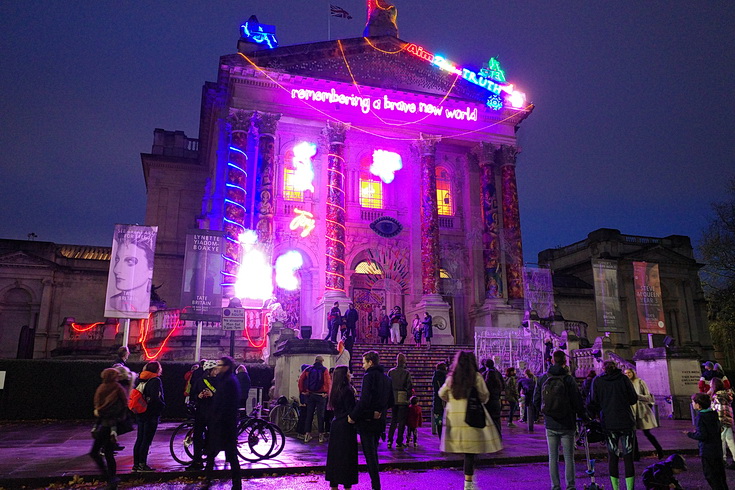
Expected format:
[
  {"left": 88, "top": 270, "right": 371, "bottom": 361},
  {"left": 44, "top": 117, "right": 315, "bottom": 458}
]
[{"left": 1, "top": 1, "right": 733, "bottom": 263}]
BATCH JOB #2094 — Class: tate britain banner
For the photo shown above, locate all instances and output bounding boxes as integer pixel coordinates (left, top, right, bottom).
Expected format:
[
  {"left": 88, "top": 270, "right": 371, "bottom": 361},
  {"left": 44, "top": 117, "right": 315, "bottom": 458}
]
[
  {"left": 633, "top": 261, "right": 666, "bottom": 335},
  {"left": 104, "top": 224, "right": 158, "bottom": 319},
  {"left": 592, "top": 259, "right": 624, "bottom": 333},
  {"left": 523, "top": 266, "right": 554, "bottom": 319},
  {"left": 180, "top": 230, "right": 224, "bottom": 322}
]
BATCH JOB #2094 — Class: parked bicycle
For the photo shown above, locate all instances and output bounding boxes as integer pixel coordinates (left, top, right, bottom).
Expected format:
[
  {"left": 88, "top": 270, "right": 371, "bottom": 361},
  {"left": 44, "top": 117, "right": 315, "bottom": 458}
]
[{"left": 268, "top": 396, "right": 300, "bottom": 434}]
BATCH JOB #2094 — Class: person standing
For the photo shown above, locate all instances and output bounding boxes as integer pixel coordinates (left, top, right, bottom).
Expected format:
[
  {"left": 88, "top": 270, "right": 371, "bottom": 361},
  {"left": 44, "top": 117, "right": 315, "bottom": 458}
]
[
  {"left": 432, "top": 362, "right": 448, "bottom": 436},
  {"left": 335, "top": 339, "right": 351, "bottom": 371},
  {"left": 709, "top": 377, "right": 735, "bottom": 470},
  {"left": 132, "top": 361, "right": 165, "bottom": 472},
  {"left": 387, "top": 353, "right": 413, "bottom": 449},
  {"left": 344, "top": 303, "right": 359, "bottom": 340},
  {"left": 235, "top": 364, "right": 251, "bottom": 410},
  {"left": 533, "top": 350, "right": 586, "bottom": 490},
  {"left": 625, "top": 368, "right": 665, "bottom": 460},
  {"left": 518, "top": 368, "right": 536, "bottom": 432},
  {"left": 422, "top": 312, "right": 433, "bottom": 350},
  {"left": 406, "top": 396, "right": 422, "bottom": 447},
  {"left": 388, "top": 306, "right": 403, "bottom": 344},
  {"left": 187, "top": 360, "right": 217, "bottom": 470},
  {"left": 203, "top": 357, "right": 242, "bottom": 490},
  {"left": 589, "top": 360, "right": 638, "bottom": 490},
  {"left": 348, "top": 351, "right": 393, "bottom": 490},
  {"left": 687, "top": 393, "right": 728, "bottom": 490},
  {"left": 377, "top": 311, "right": 390, "bottom": 344},
  {"left": 90, "top": 368, "right": 128, "bottom": 489},
  {"left": 439, "top": 350, "right": 502, "bottom": 490},
  {"left": 412, "top": 314, "right": 422, "bottom": 347},
  {"left": 326, "top": 302, "right": 342, "bottom": 343},
  {"left": 482, "top": 359, "right": 505, "bottom": 439},
  {"left": 298, "top": 355, "right": 332, "bottom": 442},
  {"left": 325, "top": 365, "right": 358, "bottom": 490},
  {"left": 113, "top": 346, "right": 130, "bottom": 367},
  {"left": 504, "top": 367, "right": 519, "bottom": 427}
]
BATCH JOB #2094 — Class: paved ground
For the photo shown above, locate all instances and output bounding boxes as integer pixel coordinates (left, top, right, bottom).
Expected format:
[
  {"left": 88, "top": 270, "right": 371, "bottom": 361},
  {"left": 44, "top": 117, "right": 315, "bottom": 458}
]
[{"left": 0, "top": 418, "right": 730, "bottom": 489}]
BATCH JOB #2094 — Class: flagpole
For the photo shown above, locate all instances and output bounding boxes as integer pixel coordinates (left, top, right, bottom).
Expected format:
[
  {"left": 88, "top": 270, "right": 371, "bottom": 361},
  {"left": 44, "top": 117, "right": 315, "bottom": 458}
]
[{"left": 327, "top": 1, "right": 331, "bottom": 40}]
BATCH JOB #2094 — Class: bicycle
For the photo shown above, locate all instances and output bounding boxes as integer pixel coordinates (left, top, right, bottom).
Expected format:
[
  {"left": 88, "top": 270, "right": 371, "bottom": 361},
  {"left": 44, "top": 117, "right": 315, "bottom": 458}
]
[
  {"left": 268, "top": 396, "right": 300, "bottom": 433},
  {"left": 169, "top": 405, "right": 197, "bottom": 465},
  {"left": 236, "top": 403, "right": 286, "bottom": 461}
]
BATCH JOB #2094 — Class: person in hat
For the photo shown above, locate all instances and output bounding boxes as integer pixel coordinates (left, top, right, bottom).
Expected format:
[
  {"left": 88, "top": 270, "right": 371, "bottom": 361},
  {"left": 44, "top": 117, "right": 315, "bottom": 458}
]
[
  {"left": 187, "top": 359, "right": 218, "bottom": 470},
  {"left": 700, "top": 361, "right": 731, "bottom": 393},
  {"left": 298, "top": 355, "right": 332, "bottom": 442},
  {"left": 642, "top": 454, "right": 687, "bottom": 489}
]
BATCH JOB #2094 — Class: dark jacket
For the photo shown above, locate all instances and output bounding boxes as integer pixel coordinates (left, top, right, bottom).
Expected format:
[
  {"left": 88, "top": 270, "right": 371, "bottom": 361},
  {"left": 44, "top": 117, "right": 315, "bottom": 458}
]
[
  {"left": 642, "top": 461, "right": 683, "bottom": 489},
  {"left": 208, "top": 370, "right": 241, "bottom": 452},
  {"left": 432, "top": 369, "right": 448, "bottom": 415},
  {"left": 483, "top": 368, "right": 505, "bottom": 401},
  {"left": 237, "top": 370, "right": 251, "bottom": 407},
  {"left": 687, "top": 408, "right": 723, "bottom": 459},
  {"left": 344, "top": 308, "right": 359, "bottom": 329},
  {"left": 533, "top": 364, "right": 585, "bottom": 430},
  {"left": 378, "top": 316, "right": 390, "bottom": 338},
  {"left": 387, "top": 365, "right": 413, "bottom": 406},
  {"left": 192, "top": 374, "right": 217, "bottom": 419},
  {"left": 135, "top": 371, "right": 166, "bottom": 419},
  {"left": 350, "top": 365, "right": 394, "bottom": 433},
  {"left": 588, "top": 368, "right": 637, "bottom": 431}
]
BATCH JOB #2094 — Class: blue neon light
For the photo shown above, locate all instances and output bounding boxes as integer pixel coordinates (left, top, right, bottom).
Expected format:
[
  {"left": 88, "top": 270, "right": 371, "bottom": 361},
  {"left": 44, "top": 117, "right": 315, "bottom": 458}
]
[
  {"left": 225, "top": 199, "right": 246, "bottom": 211},
  {"left": 226, "top": 183, "right": 247, "bottom": 193},
  {"left": 224, "top": 218, "right": 245, "bottom": 229},
  {"left": 228, "top": 162, "right": 247, "bottom": 174},
  {"left": 229, "top": 146, "right": 247, "bottom": 156}
]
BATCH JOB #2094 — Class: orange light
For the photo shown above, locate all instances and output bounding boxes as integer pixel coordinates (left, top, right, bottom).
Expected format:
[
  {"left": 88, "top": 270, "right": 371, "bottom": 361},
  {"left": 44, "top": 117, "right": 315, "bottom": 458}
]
[{"left": 71, "top": 322, "right": 104, "bottom": 333}]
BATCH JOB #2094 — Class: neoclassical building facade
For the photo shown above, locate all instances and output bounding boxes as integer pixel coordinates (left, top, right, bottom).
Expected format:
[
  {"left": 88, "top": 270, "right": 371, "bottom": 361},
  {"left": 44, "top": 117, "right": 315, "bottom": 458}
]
[{"left": 142, "top": 13, "right": 533, "bottom": 350}]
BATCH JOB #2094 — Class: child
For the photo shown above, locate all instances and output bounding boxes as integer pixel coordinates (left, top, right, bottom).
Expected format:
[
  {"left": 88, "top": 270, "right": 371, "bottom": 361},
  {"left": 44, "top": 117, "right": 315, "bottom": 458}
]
[
  {"left": 686, "top": 393, "right": 728, "bottom": 490},
  {"left": 412, "top": 314, "right": 422, "bottom": 347},
  {"left": 642, "top": 453, "right": 687, "bottom": 489},
  {"left": 406, "top": 396, "right": 423, "bottom": 448}
]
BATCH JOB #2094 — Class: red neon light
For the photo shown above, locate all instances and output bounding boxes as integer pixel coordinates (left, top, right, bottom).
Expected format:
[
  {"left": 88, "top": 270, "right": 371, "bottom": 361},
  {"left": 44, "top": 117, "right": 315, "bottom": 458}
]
[
  {"left": 138, "top": 314, "right": 184, "bottom": 361},
  {"left": 243, "top": 318, "right": 269, "bottom": 349},
  {"left": 325, "top": 253, "right": 346, "bottom": 265},
  {"left": 71, "top": 322, "right": 104, "bottom": 333}
]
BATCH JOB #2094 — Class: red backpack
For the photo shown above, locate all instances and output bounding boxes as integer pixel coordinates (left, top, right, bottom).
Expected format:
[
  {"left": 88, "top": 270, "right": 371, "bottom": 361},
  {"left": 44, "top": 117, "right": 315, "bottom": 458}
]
[{"left": 128, "top": 380, "right": 149, "bottom": 414}]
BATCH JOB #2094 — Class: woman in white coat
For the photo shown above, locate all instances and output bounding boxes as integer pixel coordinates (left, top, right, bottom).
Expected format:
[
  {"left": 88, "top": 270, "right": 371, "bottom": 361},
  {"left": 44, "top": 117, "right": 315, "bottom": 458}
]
[
  {"left": 439, "top": 350, "right": 502, "bottom": 490},
  {"left": 625, "top": 368, "right": 665, "bottom": 460}
]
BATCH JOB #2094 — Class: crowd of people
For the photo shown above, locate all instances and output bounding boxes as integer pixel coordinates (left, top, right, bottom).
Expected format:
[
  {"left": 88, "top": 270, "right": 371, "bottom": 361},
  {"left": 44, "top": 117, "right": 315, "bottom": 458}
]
[{"left": 89, "top": 342, "right": 734, "bottom": 490}]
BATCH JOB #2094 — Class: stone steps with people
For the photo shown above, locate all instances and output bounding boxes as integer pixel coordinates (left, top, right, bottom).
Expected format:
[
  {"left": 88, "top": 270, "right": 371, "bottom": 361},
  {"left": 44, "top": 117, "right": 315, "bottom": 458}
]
[{"left": 349, "top": 343, "right": 473, "bottom": 422}]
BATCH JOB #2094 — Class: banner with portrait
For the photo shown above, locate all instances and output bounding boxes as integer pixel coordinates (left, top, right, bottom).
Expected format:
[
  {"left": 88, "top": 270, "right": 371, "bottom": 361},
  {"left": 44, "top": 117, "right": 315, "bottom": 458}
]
[
  {"left": 633, "top": 261, "right": 666, "bottom": 334},
  {"left": 104, "top": 224, "right": 158, "bottom": 319},
  {"left": 522, "top": 266, "right": 554, "bottom": 319},
  {"left": 592, "top": 259, "right": 624, "bottom": 333},
  {"left": 180, "top": 230, "right": 224, "bottom": 322}
]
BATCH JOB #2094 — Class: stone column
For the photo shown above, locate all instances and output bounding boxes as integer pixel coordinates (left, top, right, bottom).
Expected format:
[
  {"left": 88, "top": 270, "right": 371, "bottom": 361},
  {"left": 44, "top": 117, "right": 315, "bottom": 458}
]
[
  {"left": 475, "top": 142, "right": 503, "bottom": 300},
  {"left": 499, "top": 145, "right": 524, "bottom": 302},
  {"left": 323, "top": 121, "right": 349, "bottom": 293},
  {"left": 222, "top": 110, "right": 254, "bottom": 293},
  {"left": 418, "top": 134, "right": 442, "bottom": 295},
  {"left": 252, "top": 112, "right": 281, "bottom": 251},
  {"left": 415, "top": 134, "right": 453, "bottom": 344}
]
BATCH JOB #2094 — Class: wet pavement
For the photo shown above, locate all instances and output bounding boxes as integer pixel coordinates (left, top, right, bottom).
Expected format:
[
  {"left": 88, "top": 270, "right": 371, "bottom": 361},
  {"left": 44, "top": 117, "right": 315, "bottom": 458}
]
[{"left": 0, "top": 418, "right": 724, "bottom": 489}]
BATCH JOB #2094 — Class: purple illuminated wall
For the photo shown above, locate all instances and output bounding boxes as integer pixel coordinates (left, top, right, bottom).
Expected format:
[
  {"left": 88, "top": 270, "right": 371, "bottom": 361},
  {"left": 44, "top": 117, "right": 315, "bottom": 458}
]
[
  {"left": 419, "top": 136, "right": 441, "bottom": 295},
  {"left": 324, "top": 121, "right": 348, "bottom": 292}
]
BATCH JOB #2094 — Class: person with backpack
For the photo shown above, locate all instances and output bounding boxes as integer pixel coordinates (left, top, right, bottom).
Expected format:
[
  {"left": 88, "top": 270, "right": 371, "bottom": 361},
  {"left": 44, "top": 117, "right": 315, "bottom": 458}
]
[
  {"left": 298, "top": 355, "right": 332, "bottom": 442},
  {"left": 589, "top": 360, "right": 638, "bottom": 490},
  {"left": 387, "top": 353, "right": 413, "bottom": 449},
  {"left": 482, "top": 359, "right": 505, "bottom": 439},
  {"left": 90, "top": 368, "right": 128, "bottom": 489},
  {"left": 131, "top": 361, "right": 165, "bottom": 473},
  {"left": 533, "top": 350, "right": 587, "bottom": 490}
]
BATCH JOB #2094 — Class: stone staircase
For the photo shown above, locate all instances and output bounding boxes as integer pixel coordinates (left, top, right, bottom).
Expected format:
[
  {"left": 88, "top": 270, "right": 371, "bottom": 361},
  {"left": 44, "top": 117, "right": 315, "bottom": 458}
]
[{"left": 350, "top": 343, "right": 474, "bottom": 422}]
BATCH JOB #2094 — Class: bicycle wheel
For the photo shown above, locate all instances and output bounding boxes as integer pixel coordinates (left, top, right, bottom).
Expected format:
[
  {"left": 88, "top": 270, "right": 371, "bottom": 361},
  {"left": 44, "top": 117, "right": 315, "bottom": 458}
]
[
  {"left": 169, "top": 421, "right": 195, "bottom": 465},
  {"left": 237, "top": 419, "right": 275, "bottom": 461},
  {"left": 269, "top": 404, "right": 298, "bottom": 433},
  {"left": 267, "top": 421, "right": 286, "bottom": 458}
]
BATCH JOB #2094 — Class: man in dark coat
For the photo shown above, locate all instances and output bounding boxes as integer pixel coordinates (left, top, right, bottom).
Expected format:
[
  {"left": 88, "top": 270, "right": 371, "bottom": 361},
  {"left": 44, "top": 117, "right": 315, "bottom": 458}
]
[
  {"left": 533, "top": 350, "right": 586, "bottom": 490},
  {"left": 325, "top": 301, "right": 342, "bottom": 342},
  {"left": 349, "top": 351, "right": 394, "bottom": 490},
  {"left": 589, "top": 360, "right": 638, "bottom": 490},
  {"left": 235, "top": 364, "right": 251, "bottom": 409},
  {"left": 482, "top": 359, "right": 505, "bottom": 438},
  {"left": 344, "top": 302, "right": 359, "bottom": 339},
  {"left": 204, "top": 356, "right": 241, "bottom": 490},
  {"left": 687, "top": 393, "right": 727, "bottom": 490}
]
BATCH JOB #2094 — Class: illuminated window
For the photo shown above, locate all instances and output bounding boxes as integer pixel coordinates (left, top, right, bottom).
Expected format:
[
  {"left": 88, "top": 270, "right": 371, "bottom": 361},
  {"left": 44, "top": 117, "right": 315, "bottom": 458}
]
[
  {"left": 359, "top": 156, "right": 383, "bottom": 209},
  {"left": 282, "top": 150, "right": 303, "bottom": 201},
  {"left": 355, "top": 260, "right": 383, "bottom": 275},
  {"left": 439, "top": 268, "right": 452, "bottom": 279},
  {"left": 436, "top": 167, "right": 453, "bottom": 216}
]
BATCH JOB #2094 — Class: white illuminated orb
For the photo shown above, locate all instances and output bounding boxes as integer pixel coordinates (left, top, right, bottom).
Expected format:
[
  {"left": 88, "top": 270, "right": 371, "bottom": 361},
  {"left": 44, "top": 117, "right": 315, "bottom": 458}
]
[
  {"left": 509, "top": 90, "right": 526, "bottom": 109},
  {"left": 275, "top": 250, "right": 304, "bottom": 291},
  {"left": 370, "top": 150, "right": 402, "bottom": 184},
  {"left": 292, "top": 142, "right": 316, "bottom": 192}
]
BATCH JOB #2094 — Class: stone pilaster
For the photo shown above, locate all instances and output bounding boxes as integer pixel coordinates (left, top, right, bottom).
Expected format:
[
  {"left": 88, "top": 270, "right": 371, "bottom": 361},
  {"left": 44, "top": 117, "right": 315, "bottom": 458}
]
[
  {"left": 252, "top": 112, "right": 281, "bottom": 251},
  {"left": 498, "top": 145, "right": 524, "bottom": 302},
  {"left": 475, "top": 142, "right": 504, "bottom": 300},
  {"left": 417, "top": 134, "right": 441, "bottom": 295}
]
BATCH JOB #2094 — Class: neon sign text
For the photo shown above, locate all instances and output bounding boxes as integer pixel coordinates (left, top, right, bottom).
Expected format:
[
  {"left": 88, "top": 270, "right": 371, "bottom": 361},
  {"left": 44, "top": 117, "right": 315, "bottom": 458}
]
[
  {"left": 289, "top": 208, "right": 316, "bottom": 237},
  {"left": 291, "top": 88, "right": 479, "bottom": 121}
]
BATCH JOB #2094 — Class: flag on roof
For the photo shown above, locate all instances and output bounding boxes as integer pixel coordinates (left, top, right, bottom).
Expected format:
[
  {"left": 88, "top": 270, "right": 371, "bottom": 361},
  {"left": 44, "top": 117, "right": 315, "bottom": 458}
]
[{"left": 330, "top": 5, "right": 353, "bottom": 19}]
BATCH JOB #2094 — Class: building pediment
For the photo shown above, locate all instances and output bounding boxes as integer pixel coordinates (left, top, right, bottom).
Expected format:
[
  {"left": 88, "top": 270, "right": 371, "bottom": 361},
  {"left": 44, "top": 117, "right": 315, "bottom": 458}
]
[
  {"left": 224, "top": 36, "right": 521, "bottom": 108},
  {"left": 620, "top": 246, "right": 701, "bottom": 269},
  {"left": 0, "top": 251, "right": 58, "bottom": 270}
]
